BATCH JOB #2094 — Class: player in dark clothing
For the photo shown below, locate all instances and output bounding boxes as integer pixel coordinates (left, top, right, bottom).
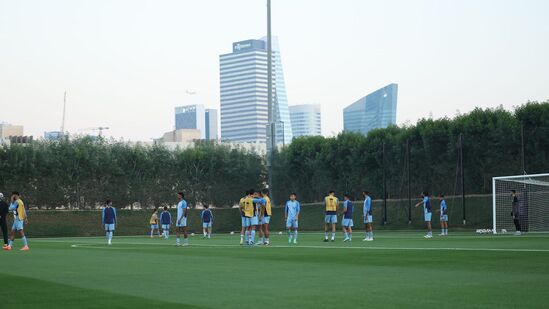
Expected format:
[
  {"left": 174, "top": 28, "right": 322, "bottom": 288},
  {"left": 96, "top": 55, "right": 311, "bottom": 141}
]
[
  {"left": 511, "top": 190, "right": 522, "bottom": 236},
  {"left": 0, "top": 193, "right": 9, "bottom": 248}
]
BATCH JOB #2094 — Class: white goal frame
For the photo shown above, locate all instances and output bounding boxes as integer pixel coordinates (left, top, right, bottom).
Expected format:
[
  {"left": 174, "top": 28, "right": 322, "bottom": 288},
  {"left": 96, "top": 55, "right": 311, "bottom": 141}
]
[{"left": 492, "top": 173, "right": 549, "bottom": 234}]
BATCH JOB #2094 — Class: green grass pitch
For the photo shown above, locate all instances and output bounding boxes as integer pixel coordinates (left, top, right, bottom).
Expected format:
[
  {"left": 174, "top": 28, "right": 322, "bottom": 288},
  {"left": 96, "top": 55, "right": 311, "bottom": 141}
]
[{"left": 1, "top": 231, "right": 548, "bottom": 308}]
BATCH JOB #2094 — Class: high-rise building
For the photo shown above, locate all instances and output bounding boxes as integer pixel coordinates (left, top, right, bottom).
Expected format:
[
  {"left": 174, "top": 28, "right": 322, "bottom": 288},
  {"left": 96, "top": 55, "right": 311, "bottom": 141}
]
[
  {"left": 175, "top": 104, "right": 206, "bottom": 139},
  {"left": 343, "top": 84, "right": 398, "bottom": 135},
  {"left": 289, "top": 104, "right": 321, "bottom": 138},
  {"left": 205, "top": 109, "right": 218, "bottom": 140},
  {"left": 219, "top": 37, "right": 292, "bottom": 144},
  {"left": 174, "top": 104, "right": 218, "bottom": 140}
]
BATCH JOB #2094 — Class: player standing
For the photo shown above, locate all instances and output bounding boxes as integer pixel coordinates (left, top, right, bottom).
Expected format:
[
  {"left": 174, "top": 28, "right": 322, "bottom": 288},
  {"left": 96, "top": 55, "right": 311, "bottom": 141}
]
[
  {"left": 0, "top": 193, "right": 9, "bottom": 250},
  {"left": 6, "top": 192, "right": 29, "bottom": 251},
  {"left": 438, "top": 194, "right": 448, "bottom": 236},
  {"left": 341, "top": 194, "right": 353, "bottom": 242},
  {"left": 511, "top": 190, "right": 521, "bottom": 236},
  {"left": 323, "top": 191, "right": 338, "bottom": 242},
  {"left": 176, "top": 192, "right": 189, "bottom": 246},
  {"left": 201, "top": 205, "right": 213, "bottom": 238},
  {"left": 362, "top": 191, "right": 374, "bottom": 241},
  {"left": 254, "top": 191, "right": 264, "bottom": 244},
  {"left": 239, "top": 192, "right": 248, "bottom": 245},
  {"left": 102, "top": 199, "right": 116, "bottom": 245},
  {"left": 285, "top": 193, "right": 300, "bottom": 244},
  {"left": 415, "top": 192, "right": 433, "bottom": 238},
  {"left": 241, "top": 190, "right": 257, "bottom": 245},
  {"left": 160, "top": 206, "right": 172, "bottom": 239},
  {"left": 149, "top": 208, "right": 160, "bottom": 238},
  {"left": 260, "top": 189, "right": 272, "bottom": 245}
]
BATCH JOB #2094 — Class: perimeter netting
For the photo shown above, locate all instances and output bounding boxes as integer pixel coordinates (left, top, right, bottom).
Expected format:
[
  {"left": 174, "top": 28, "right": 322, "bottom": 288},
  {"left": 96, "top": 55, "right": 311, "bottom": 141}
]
[{"left": 493, "top": 173, "right": 549, "bottom": 233}]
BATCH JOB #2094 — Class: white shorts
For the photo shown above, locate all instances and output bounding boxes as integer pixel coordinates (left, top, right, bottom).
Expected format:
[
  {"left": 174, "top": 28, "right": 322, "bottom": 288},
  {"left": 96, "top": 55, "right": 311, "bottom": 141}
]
[
  {"left": 286, "top": 218, "right": 298, "bottom": 229},
  {"left": 325, "top": 214, "right": 337, "bottom": 224},
  {"left": 176, "top": 217, "right": 187, "bottom": 227},
  {"left": 251, "top": 216, "right": 259, "bottom": 226},
  {"left": 104, "top": 223, "right": 115, "bottom": 231},
  {"left": 440, "top": 215, "right": 448, "bottom": 222},
  {"left": 12, "top": 220, "right": 24, "bottom": 231},
  {"left": 261, "top": 216, "right": 271, "bottom": 225},
  {"left": 342, "top": 218, "right": 353, "bottom": 227},
  {"left": 162, "top": 224, "right": 170, "bottom": 230},
  {"left": 202, "top": 222, "right": 212, "bottom": 228},
  {"left": 364, "top": 215, "right": 373, "bottom": 224},
  {"left": 424, "top": 213, "right": 432, "bottom": 222},
  {"left": 150, "top": 224, "right": 158, "bottom": 229}
]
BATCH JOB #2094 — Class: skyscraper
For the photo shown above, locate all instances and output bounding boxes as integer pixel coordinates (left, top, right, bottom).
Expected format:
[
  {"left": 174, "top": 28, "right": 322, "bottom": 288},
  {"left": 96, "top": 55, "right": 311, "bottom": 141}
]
[
  {"left": 205, "top": 109, "right": 218, "bottom": 140},
  {"left": 219, "top": 37, "right": 292, "bottom": 143},
  {"left": 289, "top": 104, "right": 321, "bottom": 138},
  {"left": 343, "top": 84, "right": 398, "bottom": 135},
  {"left": 175, "top": 104, "right": 206, "bottom": 139},
  {"left": 174, "top": 104, "right": 218, "bottom": 140}
]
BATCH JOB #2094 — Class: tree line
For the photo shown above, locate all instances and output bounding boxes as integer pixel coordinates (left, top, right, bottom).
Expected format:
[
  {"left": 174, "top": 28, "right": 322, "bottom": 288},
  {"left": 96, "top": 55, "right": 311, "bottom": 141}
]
[
  {"left": 0, "top": 140, "right": 265, "bottom": 209},
  {"left": 0, "top": 101, "right": 547, "bottom": 209},
  {"left": 271, "top": 101, "right": 549, "bottom": 203}
]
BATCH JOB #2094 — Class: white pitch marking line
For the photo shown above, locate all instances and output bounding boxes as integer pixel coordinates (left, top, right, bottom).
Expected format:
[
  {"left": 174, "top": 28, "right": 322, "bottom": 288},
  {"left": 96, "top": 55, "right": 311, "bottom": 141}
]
[{"left": 60, "top": 241, "right": 549, "bottom": 253}]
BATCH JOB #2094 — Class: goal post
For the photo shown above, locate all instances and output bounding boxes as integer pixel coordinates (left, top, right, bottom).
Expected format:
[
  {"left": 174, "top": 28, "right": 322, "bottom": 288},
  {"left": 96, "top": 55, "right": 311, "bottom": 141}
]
[{"left": 492, "top": 173, "right": 549, "bottom": 234}]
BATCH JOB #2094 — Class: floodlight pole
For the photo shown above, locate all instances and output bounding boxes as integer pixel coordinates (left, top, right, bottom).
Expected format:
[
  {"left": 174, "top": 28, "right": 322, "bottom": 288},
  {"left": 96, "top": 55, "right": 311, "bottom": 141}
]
[
  {"left": 521, "top": 121, "right": 526, "bottom": 175},
  {"left": 266, "top": 0, "right": 275, "bottom": 201}
]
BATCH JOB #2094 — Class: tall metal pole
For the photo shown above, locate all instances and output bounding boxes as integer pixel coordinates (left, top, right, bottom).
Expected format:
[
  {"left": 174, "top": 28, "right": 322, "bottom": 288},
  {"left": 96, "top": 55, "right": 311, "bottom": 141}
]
[
  {"left": 266, "top": 0, "right": 275, "bottom": 199},
  {"left": 407, "top": 138, "right": 411, "bottom": 224},
  {"left": 382, "top": 141, "right": 387, "bottom": 225},
  {"left": 460, "top": 133, "right": 466, "bottom": 225},
  {"left": 521, "top": 121, "right": 526, "bottom": 174}
]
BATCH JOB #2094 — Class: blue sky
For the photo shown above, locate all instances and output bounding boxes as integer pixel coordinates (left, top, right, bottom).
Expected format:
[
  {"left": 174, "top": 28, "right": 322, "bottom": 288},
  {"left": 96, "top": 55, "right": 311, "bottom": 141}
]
[{"left": 1, "top": 0, "right": 548, "bottom": 140}]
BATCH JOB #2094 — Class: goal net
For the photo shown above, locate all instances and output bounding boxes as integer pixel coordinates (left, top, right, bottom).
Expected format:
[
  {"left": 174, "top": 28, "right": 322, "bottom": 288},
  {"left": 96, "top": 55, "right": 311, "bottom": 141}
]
[{"left": 493, "top": 173, "right": 549, "bottom": 234}]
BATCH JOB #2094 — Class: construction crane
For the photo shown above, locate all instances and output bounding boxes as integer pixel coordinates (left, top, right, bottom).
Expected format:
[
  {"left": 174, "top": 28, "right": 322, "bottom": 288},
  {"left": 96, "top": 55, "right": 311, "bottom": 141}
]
[{"left": 78, "top": 127, "right": 110, "bottom": 136}]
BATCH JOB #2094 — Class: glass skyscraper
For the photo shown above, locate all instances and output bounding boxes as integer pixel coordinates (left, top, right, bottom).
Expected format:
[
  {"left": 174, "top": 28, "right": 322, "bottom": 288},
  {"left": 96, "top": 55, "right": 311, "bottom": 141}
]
[
  {"left": 219, "top": 37, "right": 292, "bottom": 144},
  {"left": 343, "top": 83, "right": 398, "bottom": 135},
  {"left": 289, "top": 104, "right": 321, "bottom": 138}
]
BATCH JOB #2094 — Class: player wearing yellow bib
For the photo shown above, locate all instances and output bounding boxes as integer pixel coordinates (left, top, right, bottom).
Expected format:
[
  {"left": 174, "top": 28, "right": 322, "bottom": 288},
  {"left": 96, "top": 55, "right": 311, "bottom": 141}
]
[
  {"left": 7, "top": 191, "right": 29, "bottom": 251},
  {"left": 149, "top": 208, "right": 160, "bottom": 238},
  {"left": 240, "top": 190, "right": 257, "bottom": 245},
  {"left": 259, "top": 189, "right": 272, "bottom": 245},
  {"left": 324, "top": 191, "right": 339, "bottom": 242}
]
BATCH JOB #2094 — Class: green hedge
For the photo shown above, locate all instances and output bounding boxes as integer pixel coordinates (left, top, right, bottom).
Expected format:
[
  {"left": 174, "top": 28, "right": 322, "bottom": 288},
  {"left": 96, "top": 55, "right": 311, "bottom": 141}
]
[{"left": 14, "top": 195, "right": 492, "bottom": 237}]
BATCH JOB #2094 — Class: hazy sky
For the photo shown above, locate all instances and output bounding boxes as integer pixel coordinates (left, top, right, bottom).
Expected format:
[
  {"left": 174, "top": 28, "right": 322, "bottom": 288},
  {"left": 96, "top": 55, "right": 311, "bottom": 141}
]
[{"left": 1, "top": 0, "right": 548, "bottom": 140}]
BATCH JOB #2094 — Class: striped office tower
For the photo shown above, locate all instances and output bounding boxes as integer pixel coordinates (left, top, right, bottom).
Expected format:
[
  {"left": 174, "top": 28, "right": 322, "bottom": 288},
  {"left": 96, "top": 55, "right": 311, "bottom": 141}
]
[{"left": 219, "top": 37, "right": 292, "bottom": 144}]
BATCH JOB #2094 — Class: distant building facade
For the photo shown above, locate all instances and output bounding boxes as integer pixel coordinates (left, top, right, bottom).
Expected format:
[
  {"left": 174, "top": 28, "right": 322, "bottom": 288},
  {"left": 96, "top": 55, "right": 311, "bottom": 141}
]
[
  {"left": 175, "top": 104, "right": 206, "bottom": 138},
  {"left": 289, "top": 104, "right": 321, "bottom": 138},
  {"left": 155, "top": 129, "right": 201, "bottom": 143},
  {"left": 343, "top": 83, "right": 398, "bottom": 135},
  {"left": 174, "top": 105, "right": 218, "bottom": 140},
  {"left": 219, "top": 37, "right": 292, "bottom": 144},
  {"left": 0, "top": 122, "right": 24, "bottom": 138}
]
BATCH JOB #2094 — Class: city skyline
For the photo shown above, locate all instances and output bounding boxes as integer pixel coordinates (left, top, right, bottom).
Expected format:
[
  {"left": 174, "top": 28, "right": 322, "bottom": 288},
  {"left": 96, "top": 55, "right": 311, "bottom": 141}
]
[{"left": 1, "top": 0, "right": 548, "bottom": 141}]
